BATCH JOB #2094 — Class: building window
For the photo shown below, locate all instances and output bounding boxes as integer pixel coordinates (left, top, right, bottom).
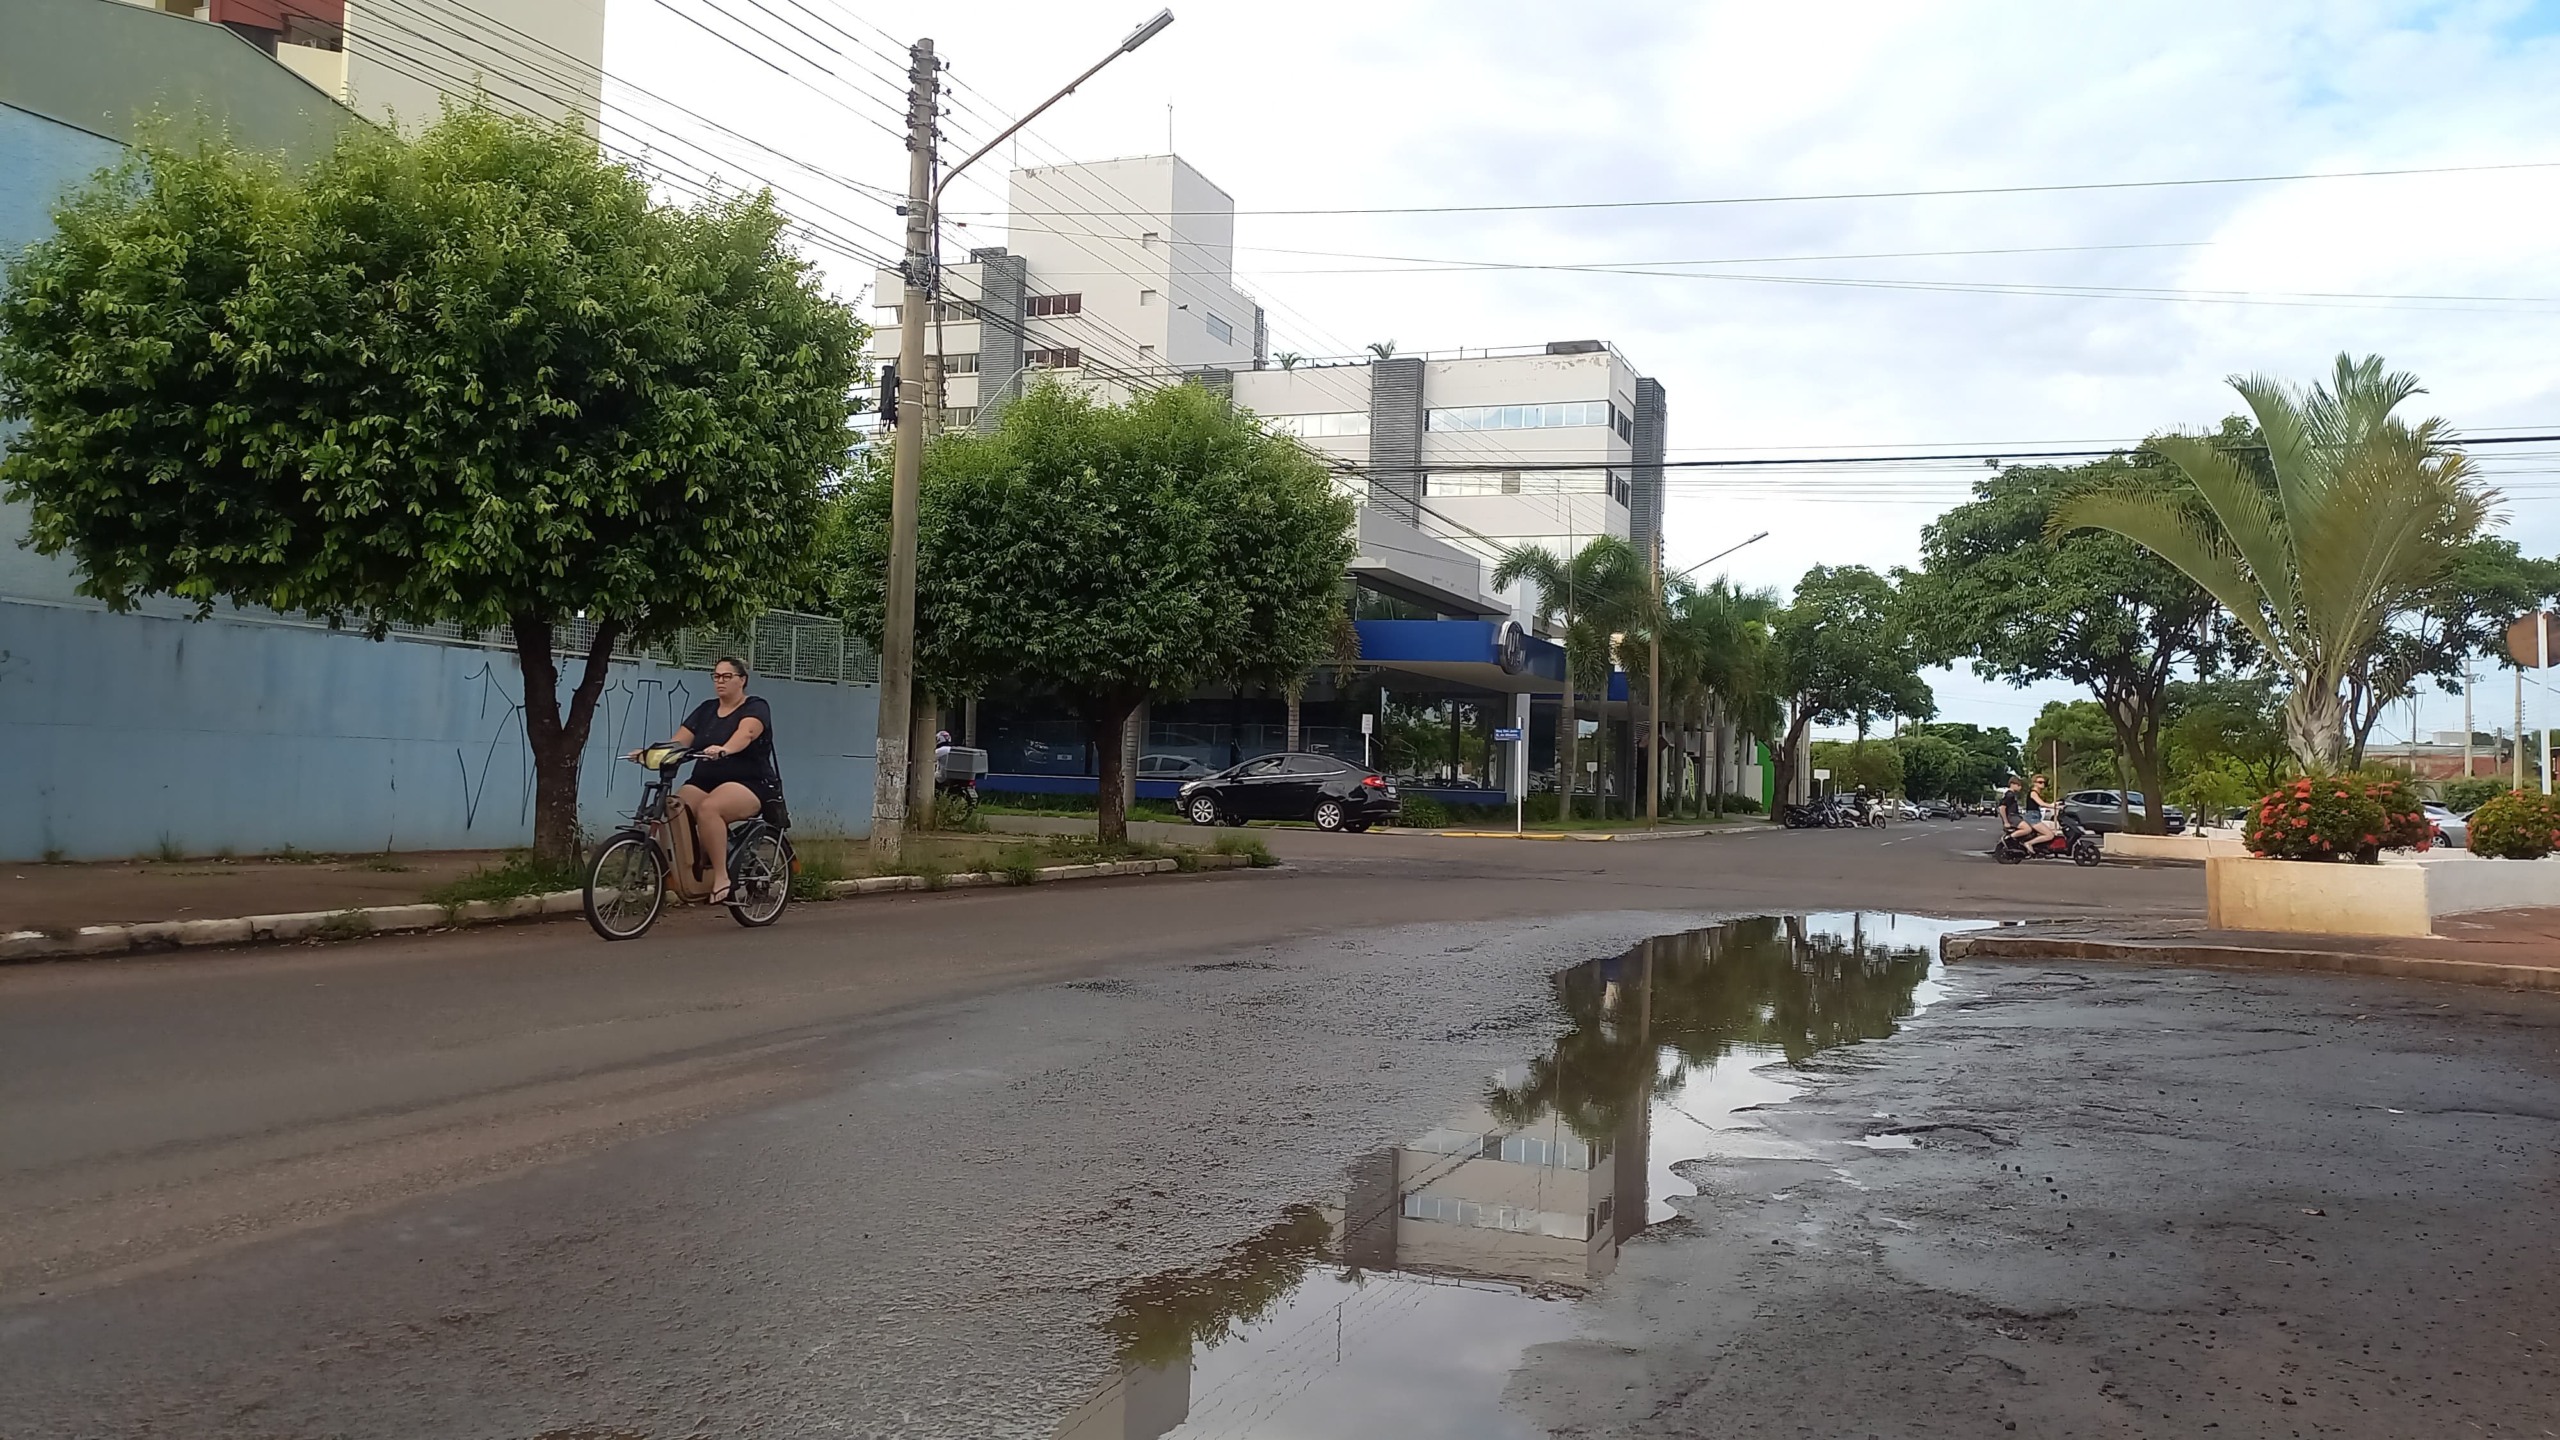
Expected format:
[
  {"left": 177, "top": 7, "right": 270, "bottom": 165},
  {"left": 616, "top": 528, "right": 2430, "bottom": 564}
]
[
  {"left": 1138, "top": 289, "right": 1158, "bottom": 307},
  {"left": 942, "top": 406, "right": 978, "bottom": 429},
  {"left": 1426, "top": 468, "right": 1613, "bottom": 496},
  {"left": 943, "top": 353, "right": 979, "bottom": 375},
  {"left": 1025, "top": 293, "right": 1082, "bottom": 317},
  {"left": 1614, "top": 405, "right": 1634, "bottom": 442},
  {"left": 1267, "top": 411, "right": 1370, "bottom": 438},
  {"left": 1141, "top": 230, "right": 1161, "bottom": 246},
  {"left": 1027, "top": 347, "right": 1082, "bottom": 369},
  {"left": 1426, "top": 400, "right": 1616, "bottom": 433},
  {"left": 1203, "top": 312, "right": 1233, "bottom": 344}
]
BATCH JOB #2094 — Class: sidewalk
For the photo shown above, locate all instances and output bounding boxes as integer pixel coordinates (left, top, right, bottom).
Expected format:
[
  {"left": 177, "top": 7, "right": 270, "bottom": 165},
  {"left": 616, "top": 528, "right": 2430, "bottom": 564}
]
[
  {"left": 2, "top": 852, "right": 500, "bottom": 934},
  {"left": 1945, "top": 907, "right": 2560, "bottom": 991}
]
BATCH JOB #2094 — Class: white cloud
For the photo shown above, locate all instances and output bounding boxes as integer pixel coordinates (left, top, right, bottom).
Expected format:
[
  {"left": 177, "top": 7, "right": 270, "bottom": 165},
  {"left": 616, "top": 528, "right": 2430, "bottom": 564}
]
[{"left": 607, "top": 0, "right": 2560, "bottom": 736}]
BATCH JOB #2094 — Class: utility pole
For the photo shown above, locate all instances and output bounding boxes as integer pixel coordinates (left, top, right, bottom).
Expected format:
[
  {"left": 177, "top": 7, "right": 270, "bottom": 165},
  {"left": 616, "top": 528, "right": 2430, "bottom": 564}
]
[
  {"left": 2516, "top": 666, "right": 2526, "bottom": 791},
  {"left": 1646, "top": 543, "right": 1661, "bottom": 827},
  {"left": 869, "top": 38, "right": 938, "bottom": 859},
  {"left": 2463, "top": 666, "right": 2474, "bottom": 778}
]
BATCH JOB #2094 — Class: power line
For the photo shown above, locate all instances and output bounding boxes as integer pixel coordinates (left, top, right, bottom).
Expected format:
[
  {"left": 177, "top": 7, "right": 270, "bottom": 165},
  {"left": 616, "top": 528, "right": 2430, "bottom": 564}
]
[{"left": 948, "top": 157, "right": 2560, "bottom": 219}]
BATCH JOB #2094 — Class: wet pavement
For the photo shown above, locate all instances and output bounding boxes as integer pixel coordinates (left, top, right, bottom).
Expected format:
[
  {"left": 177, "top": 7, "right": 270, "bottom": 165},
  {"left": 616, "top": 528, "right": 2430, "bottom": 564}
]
[
  {"left": 5, "top": 827, "right": 2554, "bottom": 1437},
  {"left": 1055, "top": 913, "right": 1973, "bottom": 1440}
]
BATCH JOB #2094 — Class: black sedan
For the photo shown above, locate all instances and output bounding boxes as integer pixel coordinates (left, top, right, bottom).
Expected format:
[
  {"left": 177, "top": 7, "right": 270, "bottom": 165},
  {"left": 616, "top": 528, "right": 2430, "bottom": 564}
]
[{"left": 1178, "top": 753, "right": 1400, "bottom": 832}]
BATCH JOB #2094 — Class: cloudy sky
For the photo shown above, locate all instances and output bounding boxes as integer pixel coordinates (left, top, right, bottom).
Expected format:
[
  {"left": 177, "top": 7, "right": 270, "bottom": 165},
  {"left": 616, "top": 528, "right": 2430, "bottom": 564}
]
[{"left": 607, "top": 0, "right": 2560, "bottom": 739}]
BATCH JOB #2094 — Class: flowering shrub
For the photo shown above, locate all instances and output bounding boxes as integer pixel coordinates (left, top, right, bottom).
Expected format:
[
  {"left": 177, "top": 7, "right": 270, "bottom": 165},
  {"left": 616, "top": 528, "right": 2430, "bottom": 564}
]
[
  {"left": 2244, "top": 777, "right": 2387, "bottom": 862},
  {"left": 2465, "top": 789, "right": 2560, "bottom": 860},
  {"left": 2359, "top": 776, "right": 2430, "bottom": 859}
]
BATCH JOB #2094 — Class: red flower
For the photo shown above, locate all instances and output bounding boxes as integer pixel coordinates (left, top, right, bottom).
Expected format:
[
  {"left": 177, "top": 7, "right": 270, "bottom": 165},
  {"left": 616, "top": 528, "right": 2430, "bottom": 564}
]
[
  {"left": 2309, "top": 833, "right": 2323, "bottom": 844},
  {"left": 2363, "top": 834, "right": 2378, "bottom": 846}
]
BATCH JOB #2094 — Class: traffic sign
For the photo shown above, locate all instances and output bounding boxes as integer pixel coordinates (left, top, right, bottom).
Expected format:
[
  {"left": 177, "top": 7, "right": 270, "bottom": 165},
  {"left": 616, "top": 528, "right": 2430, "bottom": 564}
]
[
  {"left": 1494, "top": 727, "right": 1523, "bottom": 742},
  {"left": 2506, "top": 612, "right": 2556, "bottom": 668}
]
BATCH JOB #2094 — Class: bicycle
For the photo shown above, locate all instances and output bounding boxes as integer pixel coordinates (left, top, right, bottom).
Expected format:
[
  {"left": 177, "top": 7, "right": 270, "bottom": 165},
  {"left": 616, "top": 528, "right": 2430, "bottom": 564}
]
[{"left": 584, "top": 746, "right": 795, "bottom": 941}]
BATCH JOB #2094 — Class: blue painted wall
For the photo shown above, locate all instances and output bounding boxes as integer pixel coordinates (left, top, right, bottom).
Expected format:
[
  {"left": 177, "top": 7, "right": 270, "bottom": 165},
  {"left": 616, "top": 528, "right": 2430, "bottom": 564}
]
[{"left": 0, "top": 602, "right": 880, "bottom": 859}]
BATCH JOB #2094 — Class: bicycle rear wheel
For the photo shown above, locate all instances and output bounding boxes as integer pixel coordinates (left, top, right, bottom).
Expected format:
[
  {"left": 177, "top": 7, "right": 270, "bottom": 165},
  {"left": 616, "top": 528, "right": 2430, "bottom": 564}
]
[
  {"left": 585, "top": 832, "right": 667, "bottom": 941},
  {"left": 727, "top": 829, "right": 793, "bottom": 928}
]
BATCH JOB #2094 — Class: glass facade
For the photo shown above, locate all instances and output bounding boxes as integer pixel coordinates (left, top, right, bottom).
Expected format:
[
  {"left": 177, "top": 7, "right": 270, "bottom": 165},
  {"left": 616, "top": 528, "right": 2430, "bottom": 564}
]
[
  {"left": 1427, "top": 400, "right": 1617, "bottom": 433},
  {"left": 1265, "top": 411, "right": 1371, "bottom": 438},
  {"left": 1426, "top": 469, "right": 1627, "bottom": 502}
]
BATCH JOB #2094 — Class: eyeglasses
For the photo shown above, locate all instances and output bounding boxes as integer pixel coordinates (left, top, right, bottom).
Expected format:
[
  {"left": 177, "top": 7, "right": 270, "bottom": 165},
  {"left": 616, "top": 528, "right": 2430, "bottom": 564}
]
[{"left": 713, "top": 670, "right": 742, "bottom": 681}]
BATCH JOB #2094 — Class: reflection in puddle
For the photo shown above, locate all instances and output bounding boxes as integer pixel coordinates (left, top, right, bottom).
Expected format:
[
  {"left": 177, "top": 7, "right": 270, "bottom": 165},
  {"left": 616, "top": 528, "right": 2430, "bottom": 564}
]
[{"left": 1055, "top": 913, "right": 1979, "bottom": 1440}]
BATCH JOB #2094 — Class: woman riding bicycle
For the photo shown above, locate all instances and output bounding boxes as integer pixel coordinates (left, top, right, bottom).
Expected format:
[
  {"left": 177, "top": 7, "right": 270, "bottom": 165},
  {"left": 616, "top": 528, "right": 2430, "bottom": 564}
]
[{"left": 634, "top": 656, "right": 778, "bottom": 905}]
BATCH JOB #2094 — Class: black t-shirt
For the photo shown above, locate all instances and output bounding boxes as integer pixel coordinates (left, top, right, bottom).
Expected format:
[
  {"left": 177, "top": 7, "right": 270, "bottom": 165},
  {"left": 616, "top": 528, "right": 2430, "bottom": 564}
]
[
  {"left": 1997, "top": 789, "right": 2025, "bottom": 824},
  {"left": 682, "top": 695, "right": 778, "bottom": 796}
]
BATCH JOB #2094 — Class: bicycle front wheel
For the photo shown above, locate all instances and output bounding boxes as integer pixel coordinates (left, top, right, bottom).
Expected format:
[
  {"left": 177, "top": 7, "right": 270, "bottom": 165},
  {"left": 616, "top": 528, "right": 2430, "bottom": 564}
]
[
  {"left": 585, "top": 832, "right": 667, "bottom": 941},
  {"left": 727, "top": 830, "right": 793, "bottom": 928}
]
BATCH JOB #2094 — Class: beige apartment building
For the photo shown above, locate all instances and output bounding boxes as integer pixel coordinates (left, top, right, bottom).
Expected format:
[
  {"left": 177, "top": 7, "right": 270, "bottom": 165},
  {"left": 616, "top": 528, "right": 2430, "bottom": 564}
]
[{"left": 113, "top": 0, "right": 605, "bottom": 133}]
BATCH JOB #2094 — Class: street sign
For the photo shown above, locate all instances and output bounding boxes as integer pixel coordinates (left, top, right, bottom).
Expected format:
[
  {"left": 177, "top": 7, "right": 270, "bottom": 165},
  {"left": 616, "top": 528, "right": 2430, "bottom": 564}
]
[
  {"left": 1360, "top": 713, "right": 1374, "bottom": 735},
  {"left": 1494, "top": 727, "right": 1523, "bottom": 742},
  {"left": 2506, "top": 612, "right": 2557, "bottom": 668},
  {"left": 1813, "top": 767, "right": 1832, "bottom": 780}
]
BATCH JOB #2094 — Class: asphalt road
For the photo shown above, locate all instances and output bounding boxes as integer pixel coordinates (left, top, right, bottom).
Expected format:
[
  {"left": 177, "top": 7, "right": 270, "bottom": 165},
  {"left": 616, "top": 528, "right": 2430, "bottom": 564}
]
[{"left": 2, "top": 822, "right": 2551, "bottom": 1438}]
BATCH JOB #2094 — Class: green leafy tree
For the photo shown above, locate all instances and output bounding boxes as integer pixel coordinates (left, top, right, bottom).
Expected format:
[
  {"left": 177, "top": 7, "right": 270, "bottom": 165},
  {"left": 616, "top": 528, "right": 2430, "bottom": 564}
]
[
  {"left": 1770, "top": 565, "right": 1932, "bottom": 803},
  {"left": 830, "top": 382, "right": 1354, "bottom": 843},
  {"left": 0, "top": 111, "right": 865, "bottom": 863},
  {"left": 2164, "top": 673, "right": 2290, "bottom": 795},
  {"left": 2054, "top": 354, "right": 2493, "bottom": 771},
  {"left": 1812, "top": 739, "right": 1904, "bottom": 795},
  {"left": 1894, "top": 733, "right": 1967, "bottom": 800},
  {"left": 2025, "top": 699, "right": 2122, "bottom": 797},
  {"left": 2341, "top": 537, "right": 2560, "bottom": 766},
  {"left": 1905, "top": 721, "right": 2022, "bottom": 800},
  {"left": 1902, "top": 453, "right": 2225, "bottom": 833}
]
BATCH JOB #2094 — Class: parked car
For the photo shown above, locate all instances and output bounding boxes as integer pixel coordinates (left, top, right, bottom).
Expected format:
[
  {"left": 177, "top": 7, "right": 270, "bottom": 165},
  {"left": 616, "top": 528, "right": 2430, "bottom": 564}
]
[
  {"left": 2423, "top": 801, "right": 2469, "bottom": 850},
  {"left": 1178, "top": 752, "right": 1400, "bottom": 832},
  {"left": 2058, "top": 789, "right": 2188, "bottom": 835},
  {"left": 1138, "top": 753, "right": 1212, "bottom": 780},
  {"left": 1924, "top": 799, "right": 1966, "bottom": 820}
]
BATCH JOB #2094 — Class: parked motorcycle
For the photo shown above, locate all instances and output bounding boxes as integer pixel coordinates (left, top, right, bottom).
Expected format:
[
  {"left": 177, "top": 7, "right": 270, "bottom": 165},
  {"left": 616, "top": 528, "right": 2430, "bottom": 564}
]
[
  {"left": 1994, "top": 810, "right": 2102, "bottom": 866},
  {"left": 1781, "top": 800, "right": 1831, "bottom": 828}
]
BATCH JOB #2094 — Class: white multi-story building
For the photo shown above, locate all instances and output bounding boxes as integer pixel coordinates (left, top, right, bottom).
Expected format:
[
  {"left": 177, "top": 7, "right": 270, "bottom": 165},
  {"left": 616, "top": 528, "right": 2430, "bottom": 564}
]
[
  {"left": 875, "top": 151, "right": 1687, "bottom": 806},
  {"left": 1230, "top": 344, "right": 1666, "bottom": 572},
  {"left": 111, "top": 0, "right": 607, "bottom": 135},
  {"left": 870, "top": 153, "right": 1667, "bottom": 587}
]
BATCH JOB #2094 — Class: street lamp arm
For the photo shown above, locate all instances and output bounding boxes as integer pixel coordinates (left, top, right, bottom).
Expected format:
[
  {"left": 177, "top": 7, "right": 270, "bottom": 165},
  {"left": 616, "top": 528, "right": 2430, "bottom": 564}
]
[
  {"left": 930, "top": 10, "right": 1174, "bottom": 207},
  {"left": 1669, "top": 530, "right": 1771, "bottom": 585}
]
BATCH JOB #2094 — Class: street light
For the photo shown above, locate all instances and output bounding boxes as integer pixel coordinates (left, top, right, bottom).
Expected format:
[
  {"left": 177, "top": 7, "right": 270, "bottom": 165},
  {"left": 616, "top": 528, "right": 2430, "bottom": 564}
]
[
  {"left": 871, "top": 13, "right": 1175, "bottom": 857},
  {"left": 1669, "top": 529, "right": 1771, "bottom": 585}
]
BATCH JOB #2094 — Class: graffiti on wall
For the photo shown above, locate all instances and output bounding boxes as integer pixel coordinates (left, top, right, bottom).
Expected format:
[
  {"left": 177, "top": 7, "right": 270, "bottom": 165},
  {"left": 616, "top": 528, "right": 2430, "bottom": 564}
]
[{"left": 449, "top": 660, "right": 705, "bottom": 833}]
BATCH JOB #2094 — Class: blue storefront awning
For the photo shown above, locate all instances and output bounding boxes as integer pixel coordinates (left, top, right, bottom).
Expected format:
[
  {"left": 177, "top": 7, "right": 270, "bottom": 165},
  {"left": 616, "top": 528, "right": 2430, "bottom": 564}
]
[{"left": 1351, "top": 619, "right": 1570, "bottom": 695}]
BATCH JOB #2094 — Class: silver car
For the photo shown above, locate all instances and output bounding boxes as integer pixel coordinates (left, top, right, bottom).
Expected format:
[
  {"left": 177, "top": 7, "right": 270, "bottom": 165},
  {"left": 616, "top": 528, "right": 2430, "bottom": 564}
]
[{"left": 2423, "top": 801, "right": 2468, "bottom": 850}]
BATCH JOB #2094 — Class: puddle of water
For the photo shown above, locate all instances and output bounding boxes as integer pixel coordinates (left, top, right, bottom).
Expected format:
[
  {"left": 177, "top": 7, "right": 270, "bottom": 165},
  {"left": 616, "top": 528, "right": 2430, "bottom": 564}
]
[{"left": 1055, "top": 912, "right": 1983, "bottom": 1440}]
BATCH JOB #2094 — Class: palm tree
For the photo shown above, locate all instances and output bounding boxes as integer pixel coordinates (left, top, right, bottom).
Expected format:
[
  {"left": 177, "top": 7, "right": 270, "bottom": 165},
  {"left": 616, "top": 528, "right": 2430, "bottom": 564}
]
[
  {"left": 1493, "top": 536, "right": 1645, "bottom": 821},
  {"left": 1668, "top": 579, "right": 1780, "bottom": 817},
  {"left": 2054, "top": 354, "right": 2492, "bottom": 771},
  {"left": 1366, "top": 341, "right": 1397, "bottom": 360},
  {"left": 1274, "top": 352, "right": 1303, "bottom": 371}
]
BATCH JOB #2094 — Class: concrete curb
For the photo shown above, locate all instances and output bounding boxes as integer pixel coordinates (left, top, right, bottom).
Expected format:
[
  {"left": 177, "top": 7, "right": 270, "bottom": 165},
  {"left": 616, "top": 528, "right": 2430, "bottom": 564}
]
[
  {"left": 1, "top": 854, "right": 1254, "bottom": 964},
  {"left": 1943, "top": 930, "right": 2560, "bottom": 992}
]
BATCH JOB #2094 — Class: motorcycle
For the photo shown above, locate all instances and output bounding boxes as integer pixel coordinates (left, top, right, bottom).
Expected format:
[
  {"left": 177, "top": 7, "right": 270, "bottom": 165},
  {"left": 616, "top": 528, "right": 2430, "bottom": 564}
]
[
  {"left": 1781, "top": 801, "right": 1830, "bottom": 828},
  {"left": 1994, "top": 810, "right": 2102, "bottom": 866}
]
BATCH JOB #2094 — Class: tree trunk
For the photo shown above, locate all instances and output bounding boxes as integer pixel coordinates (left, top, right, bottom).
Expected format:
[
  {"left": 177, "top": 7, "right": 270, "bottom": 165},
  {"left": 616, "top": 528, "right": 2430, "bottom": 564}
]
[
  {"left": 511, "top": 613, "right": 622, "bottom": 868},
  {"left": 1776, "top": 701, "right": 1812, "bottom": 808},
  {"left": 1558, "top": 678, "right": 1577, "bottom": 823},
  {"left": 2283, "top": 684, "right": 2347, "bottom": 773},
  {"left": 1092, "top": 692, "right": 1142, "bottom": 846},
  {"left": 1285, "top": 685, "right": 1302, "bottom": 752},
  {"left": 1711, "top": 697, "right": 1726, "bottom": 819}
]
